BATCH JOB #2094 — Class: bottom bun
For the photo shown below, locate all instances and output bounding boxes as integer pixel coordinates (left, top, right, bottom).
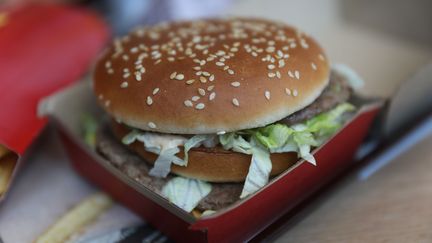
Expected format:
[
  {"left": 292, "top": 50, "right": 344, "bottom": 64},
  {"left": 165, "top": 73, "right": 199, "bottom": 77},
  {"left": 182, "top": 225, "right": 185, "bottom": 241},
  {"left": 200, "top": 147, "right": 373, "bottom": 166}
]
[{"left": 111, "top": 121, "right": 298, "bottom": 182}]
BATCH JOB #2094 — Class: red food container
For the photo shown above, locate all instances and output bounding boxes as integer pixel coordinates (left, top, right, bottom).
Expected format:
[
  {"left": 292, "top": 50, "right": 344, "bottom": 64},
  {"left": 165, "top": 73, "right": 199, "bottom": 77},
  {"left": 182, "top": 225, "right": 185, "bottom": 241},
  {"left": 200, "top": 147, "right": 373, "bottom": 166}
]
[
  {"left": 43, "top": 79, "right": 382, "bottom": 242},
  {"left": 0, "top": 5, "right": 109, "bottom": 201}
]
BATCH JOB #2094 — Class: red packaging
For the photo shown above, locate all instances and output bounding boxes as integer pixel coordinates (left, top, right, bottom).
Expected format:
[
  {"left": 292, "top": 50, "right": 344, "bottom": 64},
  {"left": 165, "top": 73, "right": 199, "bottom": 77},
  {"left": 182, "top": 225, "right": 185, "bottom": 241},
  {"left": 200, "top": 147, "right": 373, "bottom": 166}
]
[
  {"left": 43, "top": 79, "right": 382, "bottom": 242},
  {"left": 0, "top": 4, "right": 109, "bottom": 200}
]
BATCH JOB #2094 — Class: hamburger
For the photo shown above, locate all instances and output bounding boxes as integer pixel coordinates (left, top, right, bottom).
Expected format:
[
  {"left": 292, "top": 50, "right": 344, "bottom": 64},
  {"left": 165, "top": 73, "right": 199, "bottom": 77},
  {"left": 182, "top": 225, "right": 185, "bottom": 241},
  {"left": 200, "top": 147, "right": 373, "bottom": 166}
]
[{"left": 92, "top": 18, "right": 356, "bottom": 214}]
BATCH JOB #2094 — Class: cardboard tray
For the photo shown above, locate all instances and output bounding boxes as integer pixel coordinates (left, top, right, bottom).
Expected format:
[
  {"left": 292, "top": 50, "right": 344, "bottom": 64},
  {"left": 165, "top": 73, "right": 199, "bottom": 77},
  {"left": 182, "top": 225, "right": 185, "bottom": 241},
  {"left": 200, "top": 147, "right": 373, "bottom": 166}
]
[{"left": 43, "top": 79, "right": 383, "bottom": 242}]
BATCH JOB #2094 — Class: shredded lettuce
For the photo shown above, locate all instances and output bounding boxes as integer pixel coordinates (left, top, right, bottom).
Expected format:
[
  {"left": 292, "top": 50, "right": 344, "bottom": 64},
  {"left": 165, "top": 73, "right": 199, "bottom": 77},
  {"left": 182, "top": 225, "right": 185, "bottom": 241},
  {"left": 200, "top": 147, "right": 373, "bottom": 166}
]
[
  {"left": 183, "top": 135, "right": 216, "bottom": 165},
  {"left": 220, "top": 103, "right": 355, "bottom": 197},
  {"left": 124, "top": 102, "right": 355, "bottom": 201},
  {"left": 201, "top": 210, "right": 216, "bottom": 217},
  {"left": 240, "top": 145, "right": 272, "bottom": 198},
  {"left": 81, "top": 114, "right": 98, "bottom": 148},
  {"left": 122, "top": 131, "right": 186, "bottom": 177},
  {"left": 162, "top": 177, "right": 212, "bottom": 212}
]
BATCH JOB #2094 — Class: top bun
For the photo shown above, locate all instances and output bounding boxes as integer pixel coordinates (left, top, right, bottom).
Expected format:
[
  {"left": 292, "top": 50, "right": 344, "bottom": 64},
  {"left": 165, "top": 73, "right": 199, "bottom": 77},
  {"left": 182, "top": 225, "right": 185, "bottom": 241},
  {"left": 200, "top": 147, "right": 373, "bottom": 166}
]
[{"left": 93, "top": 18, "right": 330, "bottom": 134}]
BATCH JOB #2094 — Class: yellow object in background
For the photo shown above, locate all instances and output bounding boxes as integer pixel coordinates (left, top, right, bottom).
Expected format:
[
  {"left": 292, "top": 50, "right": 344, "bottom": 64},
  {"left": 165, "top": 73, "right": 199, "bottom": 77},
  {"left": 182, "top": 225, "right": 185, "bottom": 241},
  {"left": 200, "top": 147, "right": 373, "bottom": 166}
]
[
  {"left": 0, "top": 153, "right": 16, "bottom": 196},
  {"left": 35, "top": 193, "right": 113, "bottom": 243},
  {"left": 0, "top": 12, "right": 8, "bottom": 28},
  {"left": 0, "top": 144, "right": 10, "bottom": 159}
]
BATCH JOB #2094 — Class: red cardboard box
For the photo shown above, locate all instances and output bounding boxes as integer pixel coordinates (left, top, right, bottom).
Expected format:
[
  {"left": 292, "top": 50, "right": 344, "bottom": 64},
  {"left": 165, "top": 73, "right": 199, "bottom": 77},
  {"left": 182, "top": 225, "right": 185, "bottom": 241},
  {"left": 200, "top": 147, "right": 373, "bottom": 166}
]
[
  {"left": 0, "top": 5, "right": 109, "bottom": 201},
  {"left": 42, "top": 79, "right": 382, "bottom": 242}
]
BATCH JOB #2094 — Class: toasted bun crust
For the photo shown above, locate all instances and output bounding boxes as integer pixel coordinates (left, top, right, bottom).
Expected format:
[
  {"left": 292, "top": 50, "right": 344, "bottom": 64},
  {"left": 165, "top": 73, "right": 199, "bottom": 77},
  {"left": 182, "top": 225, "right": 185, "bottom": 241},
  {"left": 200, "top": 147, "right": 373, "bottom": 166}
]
[
  {"left": 94, "top": 18, "right": 330, "bottom": 134},
  {"left": 111, "top": 121, "right": 298, "bottom": 182}
]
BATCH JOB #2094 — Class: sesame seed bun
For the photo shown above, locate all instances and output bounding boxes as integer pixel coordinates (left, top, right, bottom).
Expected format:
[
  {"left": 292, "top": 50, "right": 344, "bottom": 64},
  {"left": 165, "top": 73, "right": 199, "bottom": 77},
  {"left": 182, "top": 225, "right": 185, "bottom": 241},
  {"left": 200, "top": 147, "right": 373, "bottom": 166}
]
[
  {"left": 110, "top": 121, "right": 297, "bottom": 182},
  {"left": 93, "top": 18, "right": 330, "bottom": 134}
]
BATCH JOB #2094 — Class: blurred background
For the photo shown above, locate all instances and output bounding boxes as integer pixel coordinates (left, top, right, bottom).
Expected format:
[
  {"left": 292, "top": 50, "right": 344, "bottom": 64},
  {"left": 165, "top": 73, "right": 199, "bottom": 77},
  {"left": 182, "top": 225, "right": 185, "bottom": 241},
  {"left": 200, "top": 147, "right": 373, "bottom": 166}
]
[{"left": 2, "top": 0, "right": 431, "bottom": 98}]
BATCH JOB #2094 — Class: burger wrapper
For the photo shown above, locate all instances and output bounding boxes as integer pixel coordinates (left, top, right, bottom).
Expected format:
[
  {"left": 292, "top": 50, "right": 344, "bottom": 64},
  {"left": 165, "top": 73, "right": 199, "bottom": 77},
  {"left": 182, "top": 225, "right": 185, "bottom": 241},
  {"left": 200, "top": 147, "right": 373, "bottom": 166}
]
[
  {"left": 0, "top": 5, "right": 109, "bottom": 202},
  {"left": 41, "top": 78, "right": 383, "bottom": 242}
]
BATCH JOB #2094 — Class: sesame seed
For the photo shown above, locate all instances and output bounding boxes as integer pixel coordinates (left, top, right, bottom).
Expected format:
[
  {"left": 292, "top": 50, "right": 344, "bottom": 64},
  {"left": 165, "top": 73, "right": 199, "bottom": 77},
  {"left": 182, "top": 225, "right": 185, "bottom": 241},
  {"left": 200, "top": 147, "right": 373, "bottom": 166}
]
[
  {"left": 223, "top": 66, "right": 229, "bottom": 70},
  {"left": 231, "top": 81, "right": 241, "bottom": 87},
  {"left": 146, "top": 96, "right": 153, "bottom": 105},
  {"left": 104, "top": 100, "right": 111, "bottom": 107},
  {"left": 276, "top": 71, "right": 281, "bottom": 79},
  {"left": 130, "top": 47, "right": 139, "bottom": 53},
  {"left": 198, "top": 88, "right": 206, "bottom": 96},
  {"left": 202, "top": 71, "right": 210, "bottom": 77},
  {"left": 120, "top": 81, "right": 128, "bottom": 88},
  {"left": 288, "top": 71, "right": 294, "bottom": 78},
  {"left": 209, "top": 92, "right": 216, "bottom": 100},
  {"left": 207, "top": 85, "right": 215, "bottom": 91},
  {"left": 268, "top": 64, "right": 275, "bottom": 70},
  {"left": 277, "top": 50, "right": 284, "bottom": 58},
  {"left": 152, "top": 88, "right": 160, "bottom": 95},
  {"left": 311, "top": 62, "right": 317, "bottom": 70},
  {"left": 107, "top": 69, "right": 114, "bottom": 74},
  {"left": 167, "top": 57, "right": 175, "bottom": 62},
  {"left": 227, "top": 69, "right": 234, "bottom": 75},
  {"left": 293, "top": 89, "right": 298, "bottom": 96},
  {"left": 122, "top": 54, "right": 129, "bottom": 61},
  {"left": 232, "top": 98, "right": 240, "bottom": 107},
  {"left": 186, "top": 79, "right": 195, "bottom": 84},
  {"left": 193, "top": 66, "right": 201, "bottom": 70},
  {"left": 300, "top": 39, "right": 309, "bottom": 49},
  {"left": 199, "top": 76, "right": 207, "bottom": 83},
  {"left": 192, "top": 96, "right": 200, "bottom": 101},
  {"left": 184, "top": 100, "right": 193, "bottom": 107},
  {"left": 266, "top": 46, "right": 275, "bottom": 53},
  {"left": 209, "top": 74, "right": 215, "bottom": 82},
  {"left": 294, "top": 70, "right": 300, "bottom": 80},
  {"left": 278, "top": 59, "right": 285, "bottom": 68},
  {"left": 175, "top": 73, "right": 185, "bottom": 80},
  {"left": 105, "top": 61, "right": 111, "bottom": 68},
  {"left": 285, "top": 88, "right": 291, "bottom": 95},
  {"left": 196, "top": 71, "right": 203, "bottom": 76},
  {"left": 216, "top": 62, "right": 225, "bottom": 66},
  {"left": 148, "top": 122, "right": 157, "bottom": 128},
  {"left": 268, "top": 72, "right": 276, "bottom": 78},
  {"left": 154, "top": 59, "right": 162, "bottom": 65},
  {"left": 170, "top": 72, "right": 177, "bottom": 79},
  {"left": 135, "top": 73, "right": 142, "bottom": 81},
  {"left": 318, "top": 54, "right": 325, "bottom": 61},
  {"left": 265, "top": 91, "right": 271, "bottom": 100},
  {"left": 195, "top": 103, "right": 205, "bottom": 110}
]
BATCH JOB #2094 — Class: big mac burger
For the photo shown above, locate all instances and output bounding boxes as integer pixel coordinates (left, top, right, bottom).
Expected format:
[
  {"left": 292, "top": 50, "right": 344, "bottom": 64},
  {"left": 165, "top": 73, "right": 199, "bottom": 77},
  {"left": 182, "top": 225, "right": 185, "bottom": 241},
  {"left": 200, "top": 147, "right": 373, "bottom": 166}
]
[{"left": 93, "top": 18, "right": 356, "bottom": 214}]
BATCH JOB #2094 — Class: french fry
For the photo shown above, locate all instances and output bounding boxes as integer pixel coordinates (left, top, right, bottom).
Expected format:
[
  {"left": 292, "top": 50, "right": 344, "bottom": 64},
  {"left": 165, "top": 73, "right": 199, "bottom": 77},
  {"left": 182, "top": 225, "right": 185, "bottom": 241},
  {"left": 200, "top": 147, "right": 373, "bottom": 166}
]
[
  {"left": 0, "top": 153, "right": 16, "bottom": 196},
  {"left": 35, "top": 193, "right": 113, "bottom": 243}
]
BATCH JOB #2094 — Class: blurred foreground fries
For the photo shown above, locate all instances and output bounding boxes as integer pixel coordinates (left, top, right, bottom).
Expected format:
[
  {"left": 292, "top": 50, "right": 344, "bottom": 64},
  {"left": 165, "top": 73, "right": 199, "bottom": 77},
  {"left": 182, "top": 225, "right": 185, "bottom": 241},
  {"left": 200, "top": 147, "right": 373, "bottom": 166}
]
[
  {"left": 0, "top": 145, "right": 16, "bottom": 196},
  {"left": 35, "top": 193, "right": 113, "bottom": 243}
]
